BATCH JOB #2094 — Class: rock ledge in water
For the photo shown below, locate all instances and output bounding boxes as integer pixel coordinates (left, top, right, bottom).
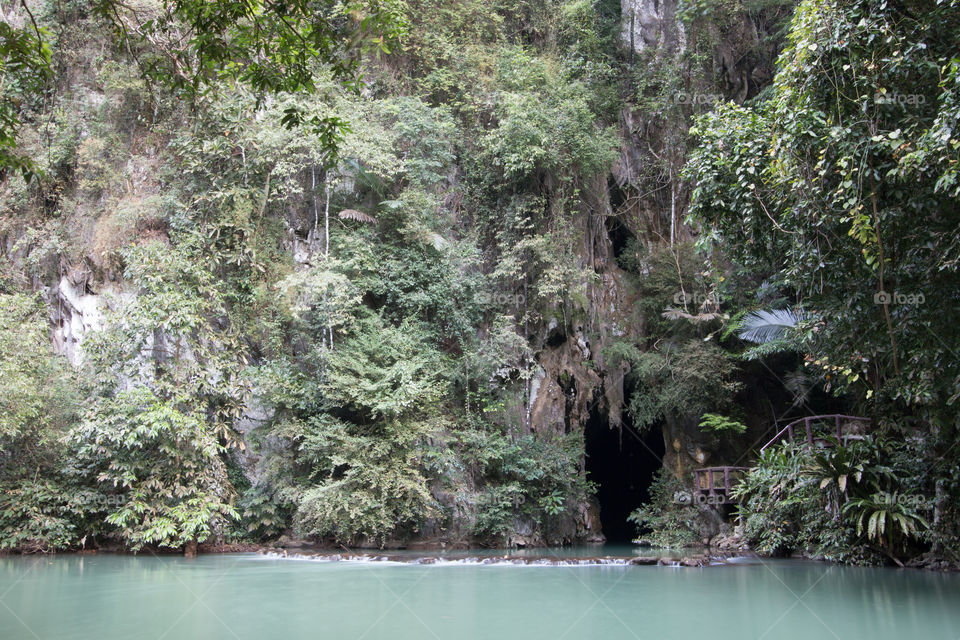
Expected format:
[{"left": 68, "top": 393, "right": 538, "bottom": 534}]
[{"left": 259, "top": 549, "right": 733, "bottom": 567}]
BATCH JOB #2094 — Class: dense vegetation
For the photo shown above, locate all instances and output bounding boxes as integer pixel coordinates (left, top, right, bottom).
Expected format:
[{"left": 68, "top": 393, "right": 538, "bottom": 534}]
[
  {"left": 685, "top": 0, "right": 960, "bottom": 565},
  {"left": 0, "top": 0, "right": 957, "bottom": 567},
  {"left": 1, "top": 0, "right": 627, "bottom": 551}
]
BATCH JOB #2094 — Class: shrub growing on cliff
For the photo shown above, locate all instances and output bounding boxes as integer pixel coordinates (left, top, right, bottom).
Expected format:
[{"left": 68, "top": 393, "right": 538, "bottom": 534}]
[
  {"left": 0, "top": 294, "right": 84, "bottom": 551},
  {"left": 698, "top": 413, "right": 747, "bottom": 435},
  {"left": 628, "top": 469, "right": 701, "bottom": 548},
  {"left": 607, "top": 243, "right": 741, "bottom": 431},
  {"left": 294, "top": 415, "right": 438, "bottom": 544},
  {"left": 71, "top": 389, "right": 239, "bottom": 550},
  {"left": 247, "top": 315, "right": 448, "bottom": 545},
  {"left": 465, "top": 430, "right": 594, "bottom": 544},
  {"left": 607, "top": 338, "right": 740, "bottom": 432},
  {"left": 70, "top": 242, "right": 247, "bottom": 550}
]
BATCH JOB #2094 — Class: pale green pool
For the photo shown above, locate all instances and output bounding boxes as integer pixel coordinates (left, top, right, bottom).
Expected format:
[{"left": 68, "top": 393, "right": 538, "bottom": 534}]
[{"left": 1, "top": 551, "right": 957, "bottom": 639}]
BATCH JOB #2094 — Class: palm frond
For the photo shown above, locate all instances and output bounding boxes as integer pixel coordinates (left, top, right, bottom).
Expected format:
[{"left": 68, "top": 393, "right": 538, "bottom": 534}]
[
  {"left": 737, "top": 308, "right": 803, "bottom": 344},
  {"left": 338, "top": 209, "right": 377, "bottom": 224},
  {"left": 661, "top": 307, "right": 727, "bottom": 324}
]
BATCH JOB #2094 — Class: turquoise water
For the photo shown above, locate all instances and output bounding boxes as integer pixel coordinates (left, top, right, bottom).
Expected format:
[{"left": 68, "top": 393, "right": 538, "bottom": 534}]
[{"left": 1, "top": 551, "right": 958, "bottom": 639}]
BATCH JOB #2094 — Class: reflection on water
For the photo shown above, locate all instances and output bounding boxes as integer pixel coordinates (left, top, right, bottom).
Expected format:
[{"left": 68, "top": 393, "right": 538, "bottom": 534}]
[{"left": 1, "top": 552, "right": 958, "bottom": 639}]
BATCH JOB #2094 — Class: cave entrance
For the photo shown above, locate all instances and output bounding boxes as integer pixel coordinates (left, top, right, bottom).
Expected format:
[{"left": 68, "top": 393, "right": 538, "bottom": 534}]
[
  {"left": 604, "top": 178, "right": 635, "bottom": 263},
  {"left": 584, "top": 412, "right": 665, "bottom": 543},
  {"left": 604, "top": 213, "right": 634, "bottom": 262}
]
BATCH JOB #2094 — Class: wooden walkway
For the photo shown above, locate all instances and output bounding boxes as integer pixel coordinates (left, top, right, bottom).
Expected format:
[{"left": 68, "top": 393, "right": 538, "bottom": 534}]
[
  {"left": 692, "top": 414, "right": 871, "bottom": 503},
  {"left": 759, "top": 414, "right": 871, "bottom": 452},
  {"left": 692, "top": 466, "right": 749, "bottom": 504}
]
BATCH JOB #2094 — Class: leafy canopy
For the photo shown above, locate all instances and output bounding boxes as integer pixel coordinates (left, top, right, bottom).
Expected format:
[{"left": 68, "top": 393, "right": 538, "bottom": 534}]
[
  {"left": 0, "top": 0, "right": 408, "bottom": 177},
  {"left": 686, "top": 0, "right": 960, "bottom": 417}
]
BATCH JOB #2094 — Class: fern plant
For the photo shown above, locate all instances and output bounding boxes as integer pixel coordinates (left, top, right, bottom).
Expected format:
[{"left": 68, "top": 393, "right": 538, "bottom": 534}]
[
  {"left": 698, "top": 413, "right": 748, "bottom": 434},
  {"left": 844, "top": 492, "right": 929, "bottom": 553}
]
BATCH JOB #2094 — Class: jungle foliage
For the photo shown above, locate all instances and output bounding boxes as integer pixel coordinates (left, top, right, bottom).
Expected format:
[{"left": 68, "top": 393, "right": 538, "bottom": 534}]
[
  {"left": 732, "top": 435, "right": 952, "bottom": 565},
  {"left": 0, "top": 0, "right": 628, "bottom": 551},
  {"left": 687, "top": 0, "right": 960, "bottom": 416},
  {"left": 684, "top": 0, "right": 960, "bottom": 562},
  {"left": 1, "top": 0, "right": 958, "bottom": 566}
]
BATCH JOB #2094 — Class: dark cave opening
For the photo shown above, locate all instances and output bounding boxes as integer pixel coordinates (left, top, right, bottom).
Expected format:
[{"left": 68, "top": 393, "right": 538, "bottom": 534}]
[
  {"left": 584, "top": 412, "right": 666, "bottom": 543},
  {"left": 605, "top": 179, "right": 634, "bottom": 263}
]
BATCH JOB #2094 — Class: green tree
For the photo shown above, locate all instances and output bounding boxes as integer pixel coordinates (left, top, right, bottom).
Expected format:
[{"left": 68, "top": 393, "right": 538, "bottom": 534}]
[
  {"left": 71, "top": 388, "right": 238, "bottom": 550},
  {"left": 70, "top": 242, "right": 247, "bottom": 550},
  {"left": 0, "top": 14, "right": 50, "bottom": 179},
  {"left": 0, "top": 293, "right": 83, "bottom": 551},
  {"left": 0, "top": 0, "right": 407, "bottom": 176},
  {"left": 686, "top": 0, "right": 960, "bottom": 421},
  {"left": 248, "top": 314, "right": 448, "bottom": 545}
]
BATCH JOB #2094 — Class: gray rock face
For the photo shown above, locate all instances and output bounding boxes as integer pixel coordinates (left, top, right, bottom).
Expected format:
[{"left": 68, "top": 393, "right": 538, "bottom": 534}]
[
  {"left": 52, "top": 276, "right": 104, "bottom": 365},
  {"left": 620, "top": 0, "right": 685, "bottom": 55},
  {"left": 51, "top": 277, "right": 135, "bottom": 366}
]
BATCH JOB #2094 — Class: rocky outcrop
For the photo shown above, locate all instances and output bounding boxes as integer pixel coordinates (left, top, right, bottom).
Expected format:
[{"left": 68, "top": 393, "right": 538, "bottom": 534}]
[
  {"left": 49, "top": 273, "right": 132, "bottom": 366},
  {"left": 52, "top": 276, "right": 104, "bottom": 365},
  {"left": 528, "top": 331, "right": 601, "bottom": 435},
  {"left": 620, "top": 0, "right": 685, "bottom": 56}
]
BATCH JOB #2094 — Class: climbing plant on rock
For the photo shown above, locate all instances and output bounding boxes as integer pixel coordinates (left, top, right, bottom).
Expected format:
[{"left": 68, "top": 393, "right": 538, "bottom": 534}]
[{"left": 686, "top": 0, "right": 960, "bottom": 418}]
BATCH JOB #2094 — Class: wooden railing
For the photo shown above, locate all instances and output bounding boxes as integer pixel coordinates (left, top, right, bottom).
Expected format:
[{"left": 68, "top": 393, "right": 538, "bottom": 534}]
[
  {"left": 759, "top": 414, "right": 871, "bottom": 452},
  {"left": 692, "top": 466, "right": 749, "bottom": 503},
  {"left": 691, "top": 415, "right": 871, "bottom": 506}
]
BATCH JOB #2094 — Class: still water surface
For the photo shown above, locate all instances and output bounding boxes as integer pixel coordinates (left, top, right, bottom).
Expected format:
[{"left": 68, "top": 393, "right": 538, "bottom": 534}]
[{"left": 1, "top": 549, "right": 958, "bottom": 639}]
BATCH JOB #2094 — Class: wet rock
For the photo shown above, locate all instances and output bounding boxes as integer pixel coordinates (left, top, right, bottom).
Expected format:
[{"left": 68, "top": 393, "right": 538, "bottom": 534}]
[
  {"left": 906, "top": 553, "right": 960, "bottom": 572},
  {"left": 275, "top": 535, "right": 311, "bottom": 549},
  {"left": 711, "top": 531, "right": 750, "bottom": 552}
]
